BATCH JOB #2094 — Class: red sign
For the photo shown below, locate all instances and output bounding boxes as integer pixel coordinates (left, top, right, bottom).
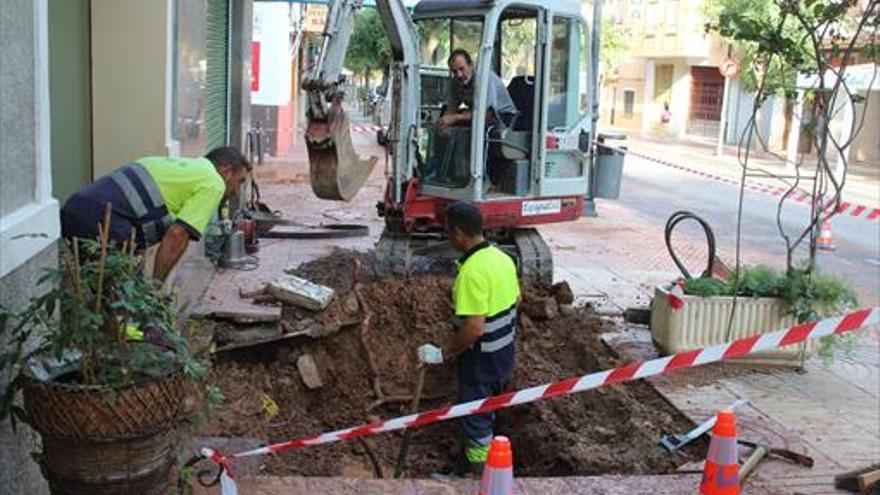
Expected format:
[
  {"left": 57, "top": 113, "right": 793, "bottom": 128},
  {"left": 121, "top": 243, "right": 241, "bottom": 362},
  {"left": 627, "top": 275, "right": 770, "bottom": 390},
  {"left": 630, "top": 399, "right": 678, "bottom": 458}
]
[
  {"left": 251, "top": 41, "right": 261, "bottom": 92},
  {"left": 719, "top": 57, "right": 739, "bottom": 78}
]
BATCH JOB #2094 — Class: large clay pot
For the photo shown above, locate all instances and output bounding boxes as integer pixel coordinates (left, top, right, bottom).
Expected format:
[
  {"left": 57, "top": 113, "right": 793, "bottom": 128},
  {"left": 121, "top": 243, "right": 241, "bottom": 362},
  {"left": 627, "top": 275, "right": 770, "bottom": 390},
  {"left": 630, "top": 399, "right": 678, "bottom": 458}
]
[{"left": 23, "top": 371, "right": 186, "bottom": 495}]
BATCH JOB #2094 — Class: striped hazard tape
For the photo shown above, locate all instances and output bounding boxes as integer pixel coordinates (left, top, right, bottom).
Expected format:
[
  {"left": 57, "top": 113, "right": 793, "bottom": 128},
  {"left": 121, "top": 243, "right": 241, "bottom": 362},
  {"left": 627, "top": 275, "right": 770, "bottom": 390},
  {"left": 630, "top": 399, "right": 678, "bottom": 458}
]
[
  {"left": 627, "top": 149, "right": 880, "bottom": 222},
  {"left": 199, "top": 307, "right": 878, "bottom": 492},
  {"left": 350, "top": 124, "right": 387, "bottom": 133}
]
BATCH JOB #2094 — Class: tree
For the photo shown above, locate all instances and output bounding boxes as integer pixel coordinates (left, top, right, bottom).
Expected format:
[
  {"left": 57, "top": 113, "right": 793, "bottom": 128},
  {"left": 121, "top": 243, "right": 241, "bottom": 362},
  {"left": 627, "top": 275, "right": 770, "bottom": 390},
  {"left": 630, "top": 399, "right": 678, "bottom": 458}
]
[
  {"left": 704, "top": 0, "right": 878, "bottom": 97},
  {"left": 701, "top": 0, "right": 878, "bottom": 277},
  {"left": 600, "top": 19, "right": 630, "bottom": 80},
  {"left": 345, "top": 9, "right": 392, "bottom": 88}
]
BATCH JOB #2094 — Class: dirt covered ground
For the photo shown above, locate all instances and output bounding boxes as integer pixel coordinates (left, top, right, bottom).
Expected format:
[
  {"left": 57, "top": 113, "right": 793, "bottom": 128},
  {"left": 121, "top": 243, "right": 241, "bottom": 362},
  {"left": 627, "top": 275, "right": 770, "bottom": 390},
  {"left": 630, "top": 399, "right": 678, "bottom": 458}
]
[{"left": 198, "top": 249, "right": 702, "bottom": 478}]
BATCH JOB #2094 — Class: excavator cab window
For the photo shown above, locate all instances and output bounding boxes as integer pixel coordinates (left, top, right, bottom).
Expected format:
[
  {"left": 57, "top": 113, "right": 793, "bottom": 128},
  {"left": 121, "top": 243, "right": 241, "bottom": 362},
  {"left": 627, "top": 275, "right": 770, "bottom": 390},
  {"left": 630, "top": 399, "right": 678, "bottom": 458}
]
[{"left": 415, "top": 16, "right": 484, "bottom": 188}]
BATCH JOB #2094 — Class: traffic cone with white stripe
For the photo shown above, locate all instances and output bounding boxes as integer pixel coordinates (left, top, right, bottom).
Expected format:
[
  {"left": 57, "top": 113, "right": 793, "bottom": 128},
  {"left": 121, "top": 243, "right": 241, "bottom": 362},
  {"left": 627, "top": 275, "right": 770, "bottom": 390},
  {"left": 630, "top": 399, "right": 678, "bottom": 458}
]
[
  {"left": 699, "top": 410, "right": 740, "bottom": 495},
  {"left": 817, "top": 220, "right": 836, "bottom": 251},
  {"left": 478, "top": 436, "right": 514, "bottom": 495}
]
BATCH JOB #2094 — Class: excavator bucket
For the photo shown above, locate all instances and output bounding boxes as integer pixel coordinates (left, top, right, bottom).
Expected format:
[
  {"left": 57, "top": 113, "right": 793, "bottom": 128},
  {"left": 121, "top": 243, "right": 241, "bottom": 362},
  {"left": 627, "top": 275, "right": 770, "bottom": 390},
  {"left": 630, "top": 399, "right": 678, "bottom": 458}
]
[{"left": 306, "top": 98, "right": 378, "bottom": 201}]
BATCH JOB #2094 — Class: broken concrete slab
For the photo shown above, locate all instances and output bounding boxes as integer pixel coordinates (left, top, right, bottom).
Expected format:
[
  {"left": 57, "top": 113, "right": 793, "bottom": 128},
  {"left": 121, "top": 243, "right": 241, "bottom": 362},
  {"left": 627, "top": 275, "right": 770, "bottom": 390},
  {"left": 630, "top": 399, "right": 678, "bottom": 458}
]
[
  {"left": 215, "top": 323, "right": 282, "bottom": 345},
  {"left": 296, "top": 354, "right": 324, "bottom": 390},
  {"left": 268, "top": 275, "right": 335, "bottom": 311},
  {"left": 210, "top": 308, "right": 282, "bottom": 324}
]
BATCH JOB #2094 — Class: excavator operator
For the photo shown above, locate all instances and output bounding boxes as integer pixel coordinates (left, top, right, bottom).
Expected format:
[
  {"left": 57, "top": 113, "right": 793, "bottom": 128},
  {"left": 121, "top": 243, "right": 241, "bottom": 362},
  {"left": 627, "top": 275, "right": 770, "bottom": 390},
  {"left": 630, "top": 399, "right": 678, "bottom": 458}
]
[
  {"left": 436, "top": 48, "right": 517, "bottom": 132},
  {"left": 418, "top": 202, "right": 520, "bottom": 477}
]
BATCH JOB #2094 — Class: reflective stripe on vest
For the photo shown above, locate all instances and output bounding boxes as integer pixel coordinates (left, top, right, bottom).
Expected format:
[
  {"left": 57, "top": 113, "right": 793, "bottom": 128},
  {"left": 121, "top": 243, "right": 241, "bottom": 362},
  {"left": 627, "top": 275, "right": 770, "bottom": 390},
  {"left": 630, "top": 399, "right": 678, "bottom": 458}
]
[
  {"left": 480, "top": 328, "right": 515, "bottom": 353},
  {"left": 453, "top": 307, "right": 517, "bottom": 332},
  {"left": 109, "top": 168, "right": 149, "bottom": 217},
  {"left": 478, "top": 303, "right": 517, "bottom": 353},
  {"left": 128, "top": 162, "right": 165, "bottom": 208},
  {"left": 485, "top": 307, "right": 516, "bottom": 334},
  {"left": 107, "top": 162, "right": 170, "bottom": 245}
]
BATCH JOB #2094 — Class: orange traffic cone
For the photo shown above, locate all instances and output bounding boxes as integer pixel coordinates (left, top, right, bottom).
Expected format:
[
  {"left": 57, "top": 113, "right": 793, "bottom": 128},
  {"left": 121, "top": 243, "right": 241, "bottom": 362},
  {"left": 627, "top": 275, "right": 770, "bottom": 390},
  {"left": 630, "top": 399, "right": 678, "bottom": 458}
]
[
  {"left": 478, "top": 436, "right": 514, "bottom": 495},
  {"left": 699, "top": 410, "right": 740, "bottom": 495},
  {"left": 817, "top": 220, "right": 836, "bottom": 251}
]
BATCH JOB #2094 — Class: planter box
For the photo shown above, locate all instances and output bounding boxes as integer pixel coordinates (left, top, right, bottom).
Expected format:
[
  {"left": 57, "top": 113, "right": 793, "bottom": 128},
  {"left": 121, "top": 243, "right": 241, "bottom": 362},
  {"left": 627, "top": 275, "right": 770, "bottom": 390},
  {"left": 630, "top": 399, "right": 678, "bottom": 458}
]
[{"left": 650, "top": 285, "right": 813, "bottom": 365}]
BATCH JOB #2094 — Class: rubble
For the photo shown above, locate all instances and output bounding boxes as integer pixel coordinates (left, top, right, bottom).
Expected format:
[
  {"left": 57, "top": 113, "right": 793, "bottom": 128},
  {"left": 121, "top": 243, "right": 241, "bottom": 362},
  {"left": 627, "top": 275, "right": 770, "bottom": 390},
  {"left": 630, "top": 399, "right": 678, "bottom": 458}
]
[
  {"left": 296, "top": 354, "right": 324, "bottom": 390},
  {"left": 198, "top": 250, "right": 703, "bottom": 478}
]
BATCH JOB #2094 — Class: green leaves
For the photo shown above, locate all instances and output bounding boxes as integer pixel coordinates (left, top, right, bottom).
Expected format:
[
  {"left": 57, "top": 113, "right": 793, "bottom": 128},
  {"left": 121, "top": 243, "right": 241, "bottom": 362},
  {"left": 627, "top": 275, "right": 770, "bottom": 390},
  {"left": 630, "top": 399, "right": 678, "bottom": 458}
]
[
  {"left": 345, "top": 10, "right": 392, "bottom": 80},
  {"left": 683, "top": 265, "right": 857, "bottom": 323},
  {"left": 1, "top": 238, "right": 219, "bottom": 425}
]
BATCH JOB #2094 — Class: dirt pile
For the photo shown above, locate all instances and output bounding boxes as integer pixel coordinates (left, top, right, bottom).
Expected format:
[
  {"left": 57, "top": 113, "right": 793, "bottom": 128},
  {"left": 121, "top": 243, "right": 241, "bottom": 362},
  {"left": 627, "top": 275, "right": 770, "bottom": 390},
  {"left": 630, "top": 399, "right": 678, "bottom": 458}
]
[{"left": 199, "top": 250, "right": 700, "bottom": 478}]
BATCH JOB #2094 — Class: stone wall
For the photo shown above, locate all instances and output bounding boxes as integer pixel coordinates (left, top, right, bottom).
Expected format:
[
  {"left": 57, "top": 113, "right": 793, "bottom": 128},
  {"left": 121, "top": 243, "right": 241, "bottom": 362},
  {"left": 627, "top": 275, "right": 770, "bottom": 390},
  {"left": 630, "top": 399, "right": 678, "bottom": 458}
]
[{"left": 0, "top": 244, "right": 56, "bottom": 495}]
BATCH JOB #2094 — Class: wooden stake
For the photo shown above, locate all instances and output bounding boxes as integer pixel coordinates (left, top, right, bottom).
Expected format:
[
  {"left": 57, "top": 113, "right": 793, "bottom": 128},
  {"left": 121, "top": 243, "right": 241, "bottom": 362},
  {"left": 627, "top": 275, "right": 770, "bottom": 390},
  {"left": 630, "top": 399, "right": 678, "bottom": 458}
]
[
  {"left": 94, "top": 203, "right": 112, "bottom": 313},
  {"left": 129, "top": 227, "right": 137, "bottom": 257},
  {"left": 70, "top": 238, "right": 83, "bottom": 302}
]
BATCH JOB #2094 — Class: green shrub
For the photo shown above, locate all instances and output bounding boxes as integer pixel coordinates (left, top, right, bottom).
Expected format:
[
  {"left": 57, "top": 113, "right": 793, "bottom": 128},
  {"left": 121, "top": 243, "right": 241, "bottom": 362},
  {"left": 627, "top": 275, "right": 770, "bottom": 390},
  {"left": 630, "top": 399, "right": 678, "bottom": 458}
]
[{"left": 682, "top": 265, "right": 857, "bottom": 323}]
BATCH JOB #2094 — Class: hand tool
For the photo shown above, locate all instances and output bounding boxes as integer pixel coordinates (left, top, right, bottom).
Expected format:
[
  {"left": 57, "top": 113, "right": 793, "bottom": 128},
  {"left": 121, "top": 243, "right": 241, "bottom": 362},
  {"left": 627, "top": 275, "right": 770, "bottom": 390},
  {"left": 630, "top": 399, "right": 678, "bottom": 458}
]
[
  {"left": 393, "top": 364, "right": 427, "bottom": 478},
  {"left": 739, "top": 440, "right": 814, "bottom": 482},
  {"left": 660, "top": 399, "right": 747, "bottom": 453}
]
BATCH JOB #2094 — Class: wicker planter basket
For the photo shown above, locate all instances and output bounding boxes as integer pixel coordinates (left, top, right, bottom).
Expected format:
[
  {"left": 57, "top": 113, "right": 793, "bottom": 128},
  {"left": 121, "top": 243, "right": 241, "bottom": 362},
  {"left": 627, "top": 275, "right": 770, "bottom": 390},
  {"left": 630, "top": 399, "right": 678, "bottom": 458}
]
[{"left": 23, "top": 371, "right": 186, "bottom": 495}]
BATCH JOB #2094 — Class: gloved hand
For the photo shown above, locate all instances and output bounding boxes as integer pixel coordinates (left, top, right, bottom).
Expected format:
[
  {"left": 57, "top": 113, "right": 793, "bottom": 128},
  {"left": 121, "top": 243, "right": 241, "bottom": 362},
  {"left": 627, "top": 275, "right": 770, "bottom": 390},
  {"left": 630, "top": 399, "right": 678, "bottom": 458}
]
[{"left": 418, "top": 344, "right": 444, "bottom": 364}]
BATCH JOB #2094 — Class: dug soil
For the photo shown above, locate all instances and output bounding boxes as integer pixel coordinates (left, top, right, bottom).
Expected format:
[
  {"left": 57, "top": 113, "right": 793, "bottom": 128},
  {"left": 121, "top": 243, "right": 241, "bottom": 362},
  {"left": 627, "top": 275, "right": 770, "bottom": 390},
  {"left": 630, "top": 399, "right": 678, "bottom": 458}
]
[{"left": 199, "top": 249, "right": 702, "bottom": 478}]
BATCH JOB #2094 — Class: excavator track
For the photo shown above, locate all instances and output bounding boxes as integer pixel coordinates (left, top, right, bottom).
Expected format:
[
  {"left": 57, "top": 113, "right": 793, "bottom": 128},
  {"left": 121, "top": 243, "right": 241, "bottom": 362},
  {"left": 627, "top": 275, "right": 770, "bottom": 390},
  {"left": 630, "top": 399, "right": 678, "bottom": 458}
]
[
  {"left": 306, "top": 99, "right": 378, "bottom": 201},
  {"left": 375, "top": 229, "right": 414, "bottom": 277},
  {"left": 511, "top": 228, "right": 553, "bottom": 288},
  {"left": 375, "top": 227, "right": 553, "bottom": 288}
]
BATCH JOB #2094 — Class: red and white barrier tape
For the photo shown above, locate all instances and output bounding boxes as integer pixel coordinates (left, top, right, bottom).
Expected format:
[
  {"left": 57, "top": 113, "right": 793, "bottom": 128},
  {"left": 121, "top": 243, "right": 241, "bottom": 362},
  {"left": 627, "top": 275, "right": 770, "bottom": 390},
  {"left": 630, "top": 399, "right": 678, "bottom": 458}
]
[
  {"left": 350, "top": 124, "right": 387, "bottom": 133},
  {"left": 626, "top": 149, "right": 880, "bottom": 222},
  {"left": 201, "top": 307, "right": 878, "bottom": 492}
]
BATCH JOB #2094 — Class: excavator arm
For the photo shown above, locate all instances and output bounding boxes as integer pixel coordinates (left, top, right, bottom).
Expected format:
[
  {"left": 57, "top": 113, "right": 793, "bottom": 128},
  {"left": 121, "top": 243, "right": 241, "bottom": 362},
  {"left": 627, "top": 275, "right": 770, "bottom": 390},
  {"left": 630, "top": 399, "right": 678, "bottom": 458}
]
[
  {"left": 303, "top": 0, "right": 377, "bottom": 201},
  {"left": 303, "top": 0, "right": 420, "bottom": 203}
]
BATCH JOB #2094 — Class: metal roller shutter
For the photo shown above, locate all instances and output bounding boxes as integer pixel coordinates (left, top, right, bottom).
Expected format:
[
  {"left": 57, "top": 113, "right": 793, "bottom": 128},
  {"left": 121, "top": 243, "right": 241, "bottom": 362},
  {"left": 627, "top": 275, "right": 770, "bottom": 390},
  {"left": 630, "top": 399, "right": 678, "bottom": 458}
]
[{"left": 205, "top": 0, "right": 229, "bottom": 150}]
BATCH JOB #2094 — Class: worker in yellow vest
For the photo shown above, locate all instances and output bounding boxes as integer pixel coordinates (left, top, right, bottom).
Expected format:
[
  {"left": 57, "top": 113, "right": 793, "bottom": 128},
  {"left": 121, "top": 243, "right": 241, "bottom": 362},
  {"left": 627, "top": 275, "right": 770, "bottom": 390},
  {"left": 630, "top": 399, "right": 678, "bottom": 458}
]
[
  {"left": 60, "top": 146, "right": 250, "bottom": 282},
  {"left": 419, "top": 202, "right": 520, "bottom": 477}
]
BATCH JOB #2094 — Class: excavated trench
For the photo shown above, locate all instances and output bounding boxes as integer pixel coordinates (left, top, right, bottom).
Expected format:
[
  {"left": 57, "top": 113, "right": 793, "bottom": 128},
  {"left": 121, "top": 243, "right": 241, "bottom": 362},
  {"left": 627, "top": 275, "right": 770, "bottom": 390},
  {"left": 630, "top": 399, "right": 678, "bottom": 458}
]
[{"left": 198, "top": 249, "right": 703, "bottom": 478}]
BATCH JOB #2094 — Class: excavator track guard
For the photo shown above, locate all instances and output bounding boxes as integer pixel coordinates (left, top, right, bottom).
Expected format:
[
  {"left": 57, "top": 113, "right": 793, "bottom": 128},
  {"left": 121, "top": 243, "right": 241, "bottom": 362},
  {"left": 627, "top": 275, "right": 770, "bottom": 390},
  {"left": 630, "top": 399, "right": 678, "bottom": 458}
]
[{"left": 306, "top": 97, "right": 378, "bottom": 201}]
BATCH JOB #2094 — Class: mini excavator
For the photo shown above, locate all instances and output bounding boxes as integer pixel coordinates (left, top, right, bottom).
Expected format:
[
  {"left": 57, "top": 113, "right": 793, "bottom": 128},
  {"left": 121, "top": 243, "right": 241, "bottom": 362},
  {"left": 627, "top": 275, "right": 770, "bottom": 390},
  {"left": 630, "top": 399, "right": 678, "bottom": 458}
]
[{"left": 303, "top": 0, "right": 613, "bottom": 286}]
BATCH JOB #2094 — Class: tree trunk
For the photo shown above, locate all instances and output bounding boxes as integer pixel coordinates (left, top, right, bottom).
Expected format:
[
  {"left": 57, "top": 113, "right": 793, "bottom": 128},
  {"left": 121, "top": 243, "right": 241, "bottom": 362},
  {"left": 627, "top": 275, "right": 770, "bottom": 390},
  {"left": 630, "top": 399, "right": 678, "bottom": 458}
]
[{"left": 782, "top": 98, "right": 794, "bottom": 152}]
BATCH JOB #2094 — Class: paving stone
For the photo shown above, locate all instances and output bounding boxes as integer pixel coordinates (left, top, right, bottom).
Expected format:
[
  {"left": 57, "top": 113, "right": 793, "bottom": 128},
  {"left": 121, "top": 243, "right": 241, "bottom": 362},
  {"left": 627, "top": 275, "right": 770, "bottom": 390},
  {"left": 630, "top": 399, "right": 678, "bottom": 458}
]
[
  {"left": 204, "top": 474, "right": 783, "bottom": 495},
  {"left": 296, "top": 354, "right": 324, "bottom": 390}
]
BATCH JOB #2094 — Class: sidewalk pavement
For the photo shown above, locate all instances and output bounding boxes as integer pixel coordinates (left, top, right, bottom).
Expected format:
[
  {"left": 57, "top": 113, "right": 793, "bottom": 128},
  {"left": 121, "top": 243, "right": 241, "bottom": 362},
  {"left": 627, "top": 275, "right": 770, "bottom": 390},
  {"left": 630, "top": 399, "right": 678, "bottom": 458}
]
[{"left": 621, "top": 132, "right": 879, "bottom": 210}]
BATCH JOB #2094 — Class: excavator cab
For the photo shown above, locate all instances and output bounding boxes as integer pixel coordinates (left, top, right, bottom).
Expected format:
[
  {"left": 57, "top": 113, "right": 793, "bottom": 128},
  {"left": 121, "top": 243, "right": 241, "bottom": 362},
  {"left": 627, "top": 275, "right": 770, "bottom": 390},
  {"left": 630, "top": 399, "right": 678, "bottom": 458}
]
[
  {"left": 410, "top": 0, "right": 593, "bottom": 203},
  {"left": 305, "top": 0, "right": 599, "bottom": 284}
]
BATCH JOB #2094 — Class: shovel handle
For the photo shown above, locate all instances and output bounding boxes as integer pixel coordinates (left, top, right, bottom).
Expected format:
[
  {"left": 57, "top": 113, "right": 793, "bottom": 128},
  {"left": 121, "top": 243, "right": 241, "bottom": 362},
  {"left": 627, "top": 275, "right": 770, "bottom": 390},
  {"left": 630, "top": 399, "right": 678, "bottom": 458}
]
[{"left": 393, "top": 366, "right": 428, "bottom": 478}]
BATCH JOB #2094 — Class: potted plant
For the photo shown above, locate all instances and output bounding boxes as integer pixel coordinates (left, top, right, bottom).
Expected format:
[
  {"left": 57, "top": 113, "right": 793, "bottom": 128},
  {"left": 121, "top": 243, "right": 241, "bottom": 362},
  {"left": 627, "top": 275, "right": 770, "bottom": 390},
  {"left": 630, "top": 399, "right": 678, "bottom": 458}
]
[
  {"left": 1, "top": 219, "right": 218, "bottom": 495},
  {"left": 651, "top": 265, "right": 858, "bottom": 365}
]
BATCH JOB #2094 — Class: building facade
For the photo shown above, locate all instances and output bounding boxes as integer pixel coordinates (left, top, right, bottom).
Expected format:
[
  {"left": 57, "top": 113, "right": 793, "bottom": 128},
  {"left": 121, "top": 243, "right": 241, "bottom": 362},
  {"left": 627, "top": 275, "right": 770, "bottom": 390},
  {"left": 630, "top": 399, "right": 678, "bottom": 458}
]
[{"left": 598, "top": 0, "right": 730, "bottom": 139}]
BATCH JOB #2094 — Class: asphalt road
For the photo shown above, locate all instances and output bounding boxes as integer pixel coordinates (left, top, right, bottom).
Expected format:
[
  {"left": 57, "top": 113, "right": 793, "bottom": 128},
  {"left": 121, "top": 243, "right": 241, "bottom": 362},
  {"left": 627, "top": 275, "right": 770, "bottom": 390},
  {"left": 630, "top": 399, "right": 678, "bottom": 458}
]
[{"left": 619, "top": 152, "right": 880, "bottom": 304}]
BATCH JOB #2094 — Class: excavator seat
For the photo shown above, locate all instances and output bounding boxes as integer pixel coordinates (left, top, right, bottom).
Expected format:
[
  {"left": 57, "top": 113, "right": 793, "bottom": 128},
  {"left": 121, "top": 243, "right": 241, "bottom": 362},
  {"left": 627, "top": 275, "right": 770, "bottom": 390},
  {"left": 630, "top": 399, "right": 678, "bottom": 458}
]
[{"left": 488, "top": 75, "right": 534, "bottom": 162}]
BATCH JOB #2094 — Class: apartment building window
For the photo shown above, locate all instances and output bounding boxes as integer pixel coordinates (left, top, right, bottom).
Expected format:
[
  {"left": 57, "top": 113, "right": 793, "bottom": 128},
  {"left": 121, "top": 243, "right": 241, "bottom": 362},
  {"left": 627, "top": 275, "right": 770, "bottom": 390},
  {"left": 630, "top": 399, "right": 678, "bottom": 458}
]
[
  {"left": 654, "top": 64, "right": 674, "bottom": 105},
  {"left": 623, "top": 89, "right": 635, "bottom": 118}
]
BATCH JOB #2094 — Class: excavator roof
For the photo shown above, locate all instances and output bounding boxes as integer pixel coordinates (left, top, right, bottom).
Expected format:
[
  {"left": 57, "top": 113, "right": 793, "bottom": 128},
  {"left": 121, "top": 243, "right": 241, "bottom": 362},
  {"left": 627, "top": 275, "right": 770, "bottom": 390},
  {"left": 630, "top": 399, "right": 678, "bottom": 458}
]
[
  {"left": 413, "top": 0, "right": 583, "bottom": 18},
  {"left": 413, "top": 0, "right": 494, "bottom": 16}
]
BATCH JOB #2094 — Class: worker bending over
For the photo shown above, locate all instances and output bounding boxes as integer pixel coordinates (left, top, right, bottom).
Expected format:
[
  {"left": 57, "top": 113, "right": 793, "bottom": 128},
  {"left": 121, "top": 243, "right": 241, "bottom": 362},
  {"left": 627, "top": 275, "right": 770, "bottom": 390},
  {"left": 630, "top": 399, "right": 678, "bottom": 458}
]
[
  {"left": 419, "top": 202, "right": 520, "bottom": 476},
  {"left": 61, "top": 146, "right": 250, "bottom": 282}
]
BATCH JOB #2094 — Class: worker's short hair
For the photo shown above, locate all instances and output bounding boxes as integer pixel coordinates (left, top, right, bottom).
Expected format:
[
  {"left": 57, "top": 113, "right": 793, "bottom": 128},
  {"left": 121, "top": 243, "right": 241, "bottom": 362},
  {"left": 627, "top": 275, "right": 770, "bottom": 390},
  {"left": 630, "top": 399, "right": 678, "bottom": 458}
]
[
  {"left": 447, "top": 49, "right": 473, "bottom": 69},
  {"left": 205, "top": 146, "right": 252, "bottom": 172},
  {"left": 445, "top": 201, "right": 483, "bottom": 237}
]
